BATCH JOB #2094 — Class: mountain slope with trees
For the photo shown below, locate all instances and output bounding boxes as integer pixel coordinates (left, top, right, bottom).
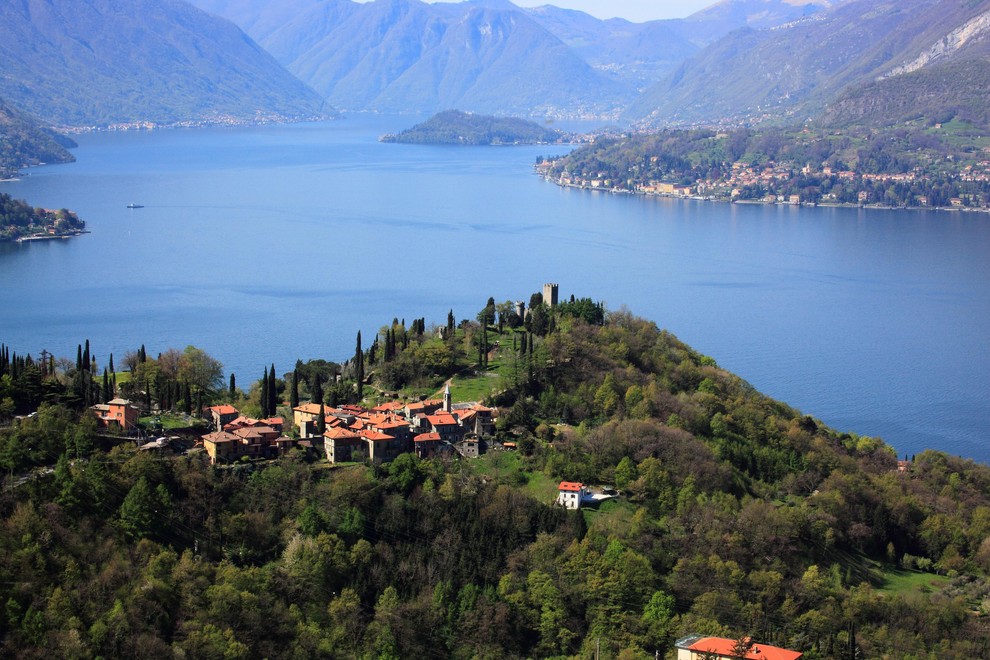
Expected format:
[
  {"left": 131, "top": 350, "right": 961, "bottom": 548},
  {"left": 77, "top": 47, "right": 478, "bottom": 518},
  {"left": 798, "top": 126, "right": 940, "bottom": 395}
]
[
  {"left": 0, "top": 0, "right": 332, "bottom": 127},
  {"left": 627, "top": 0, "right": 990, "bottom": 128},
  {"left": 0, "top": 97, "right": 75, "bottom": 178}
]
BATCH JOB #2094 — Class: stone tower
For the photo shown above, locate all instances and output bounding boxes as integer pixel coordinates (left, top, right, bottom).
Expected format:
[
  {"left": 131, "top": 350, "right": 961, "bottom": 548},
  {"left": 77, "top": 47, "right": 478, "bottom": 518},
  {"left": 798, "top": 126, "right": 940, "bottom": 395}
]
[
  {"left": 443, "top": 382, "right": 452, "bottom": 413},
  {"left": 543, "top": 283, "right": 559, "bottom": 307},
  {"left": 516, "top": 301, "right": 526, "bottom": 318}
]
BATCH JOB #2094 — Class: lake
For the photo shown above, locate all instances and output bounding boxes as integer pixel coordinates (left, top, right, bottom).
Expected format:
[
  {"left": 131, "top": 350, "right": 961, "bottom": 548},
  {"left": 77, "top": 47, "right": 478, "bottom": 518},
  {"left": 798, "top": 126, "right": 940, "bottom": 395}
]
[{"left": 1, "top": 115, "right": 988, "bottom": 463}]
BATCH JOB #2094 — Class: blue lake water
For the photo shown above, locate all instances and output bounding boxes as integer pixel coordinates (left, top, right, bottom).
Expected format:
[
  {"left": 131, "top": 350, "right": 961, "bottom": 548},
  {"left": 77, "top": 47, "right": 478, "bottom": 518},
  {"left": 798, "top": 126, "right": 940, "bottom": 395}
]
[{"left": 1, "top": 115, "right": 988, "bottom": 463}]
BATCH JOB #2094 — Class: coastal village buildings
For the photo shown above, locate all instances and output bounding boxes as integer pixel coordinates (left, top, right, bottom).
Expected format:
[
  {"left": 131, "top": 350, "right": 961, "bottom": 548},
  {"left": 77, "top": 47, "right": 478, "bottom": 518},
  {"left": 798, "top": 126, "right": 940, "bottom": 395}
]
[
  {"left": 199, "top": 408, "right": 295, "bottom": 464},
  {"left": 288, "top": 383, "right": 498, "bottom": 465}
]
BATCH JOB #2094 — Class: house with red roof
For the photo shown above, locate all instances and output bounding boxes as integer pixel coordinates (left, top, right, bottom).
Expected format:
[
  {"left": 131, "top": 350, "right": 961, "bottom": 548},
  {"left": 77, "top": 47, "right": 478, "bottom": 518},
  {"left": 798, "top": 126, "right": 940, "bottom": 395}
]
[
  {"left": 423, "top": 411, "right": 465, "bottom": 444},
  {"left": 359, "top": 429, "right": 405, "bottom": 464},
  {"left": 292, "top": 403, "right": 323, "bottom": 431},
  {"left": 556, "top": 481, "right": 586, "bottom": 509},
  {"left": 91, "top": 398, "right": 140, "bottom": 431},
  {"left": 324, "top": 427, "right": 364, "bottom": 464},
  {"left": 206, "top": 404, "right": 239, "bottom": 431},
  {"left": 413, "top": 431, "right": 444, "bottom": 459},
  {"left": 675, "top": 635, "right": 802, "bottom": 660}
]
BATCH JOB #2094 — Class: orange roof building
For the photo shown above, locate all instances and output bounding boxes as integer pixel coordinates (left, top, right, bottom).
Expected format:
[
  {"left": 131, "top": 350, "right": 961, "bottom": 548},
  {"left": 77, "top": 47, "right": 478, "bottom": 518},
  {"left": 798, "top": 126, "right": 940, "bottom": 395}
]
[{"left": 675, "top": 635, "right": 802, "bottom": 660}]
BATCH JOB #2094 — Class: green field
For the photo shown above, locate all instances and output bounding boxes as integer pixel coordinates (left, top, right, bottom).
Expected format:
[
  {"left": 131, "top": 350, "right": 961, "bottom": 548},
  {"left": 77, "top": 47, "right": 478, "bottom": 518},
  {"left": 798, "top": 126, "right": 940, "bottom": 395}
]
[{"left": 879, "top": 568, "right": 950, "bottom": 595}]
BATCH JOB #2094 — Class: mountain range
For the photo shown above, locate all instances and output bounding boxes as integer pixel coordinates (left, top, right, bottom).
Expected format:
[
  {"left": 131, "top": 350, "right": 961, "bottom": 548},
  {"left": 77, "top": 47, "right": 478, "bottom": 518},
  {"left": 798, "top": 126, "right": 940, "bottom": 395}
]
[
  {"left": 0, "top": 0, "right": 331, "bottom": 127},
  {"left": 188, "top": 0, "right": 845, "bottom": 117},
  {"left": 0, "top": 0, "right": 987, "bottom": 136}
]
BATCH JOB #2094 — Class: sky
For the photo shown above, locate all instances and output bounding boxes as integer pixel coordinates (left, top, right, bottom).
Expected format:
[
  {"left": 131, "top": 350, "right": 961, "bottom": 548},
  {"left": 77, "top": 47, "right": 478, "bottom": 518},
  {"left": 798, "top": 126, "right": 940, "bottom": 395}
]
[{"left": 353, "top": 1, "right": 717, "bottom": 22}]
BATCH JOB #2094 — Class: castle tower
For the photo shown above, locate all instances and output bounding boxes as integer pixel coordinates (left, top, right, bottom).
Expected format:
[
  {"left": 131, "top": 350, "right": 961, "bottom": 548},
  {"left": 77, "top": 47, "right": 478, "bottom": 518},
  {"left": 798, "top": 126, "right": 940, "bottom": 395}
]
[
  {"left": 543, "top": 283, "right": 559, "bottom": 307},
  {"left": 443, "top": 382, "right": 452, "bottom": 413},
  {"left": 516, "top": 301, "right": 525, "bottom": 318}
]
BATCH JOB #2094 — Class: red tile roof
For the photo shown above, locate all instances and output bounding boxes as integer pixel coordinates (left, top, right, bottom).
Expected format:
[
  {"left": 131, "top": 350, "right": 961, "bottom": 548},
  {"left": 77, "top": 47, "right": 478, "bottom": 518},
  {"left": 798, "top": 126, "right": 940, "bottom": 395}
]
[
  {"left": 324, "top": 427, "right": 360, "bottom": 440},
  {"left": 426, "top": 413, "right": 458, "bottom": 427},
  {"left": 293, "top": 403, "right": 323, "bottom": 415},
  {"left": 209, "top": 404, "right": 239, "bottom": 415},
  {"left": 359, "top": 430, "right": 396, "bottom": 442},
  {"left": 685, "top": 637, "right": 802, "bottom": 660},
  {"left": 414, "top": 432, "right": 441, "bottom": 442},
  {"left": 558, "top": 481, "right": 583, "bottom": 492},
  {"left": 202, "top": 431, "right": 238, "bottom": 444}
]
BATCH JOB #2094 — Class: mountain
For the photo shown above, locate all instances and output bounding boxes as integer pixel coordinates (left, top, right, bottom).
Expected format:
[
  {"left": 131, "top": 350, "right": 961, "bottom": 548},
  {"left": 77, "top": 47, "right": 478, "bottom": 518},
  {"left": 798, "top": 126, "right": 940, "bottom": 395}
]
[
  {"left": 0, "top": 0, "right": 333, "bottom": 128},
  {"left": 521, "top": 6, "right": 701, "bottom": 90},
  {"left": 628, "top": 0, "right": 990, "bottom": 127},
  {"left": 193, "top": 0, "right": 632, "bottom": 117},
  {"left": 0, "top": 96, "right": 75, "bottom": 178}
]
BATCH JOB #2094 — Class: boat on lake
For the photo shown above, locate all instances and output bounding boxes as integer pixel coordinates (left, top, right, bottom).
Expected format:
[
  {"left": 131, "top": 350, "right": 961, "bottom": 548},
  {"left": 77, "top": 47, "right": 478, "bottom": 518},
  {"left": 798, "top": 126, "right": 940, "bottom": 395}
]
[{"left": 126, "top": 203, "right": 144, "bottom": 209}]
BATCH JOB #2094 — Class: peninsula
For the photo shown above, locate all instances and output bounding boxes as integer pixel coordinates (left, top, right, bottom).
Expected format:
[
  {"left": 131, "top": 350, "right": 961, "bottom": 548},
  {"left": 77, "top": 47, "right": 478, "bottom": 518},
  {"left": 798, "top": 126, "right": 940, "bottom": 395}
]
[
  {"left": 0, "top": 193, "right": 86, "bottom": 242},
  {"left": 1, "top": 286, "right": 988, "bottom": 657}
]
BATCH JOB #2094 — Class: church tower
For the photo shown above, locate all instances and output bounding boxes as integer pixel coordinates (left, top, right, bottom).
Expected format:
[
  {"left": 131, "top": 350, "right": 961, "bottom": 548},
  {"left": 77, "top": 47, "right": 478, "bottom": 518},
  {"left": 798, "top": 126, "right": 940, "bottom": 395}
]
[{"left": 443, "top": 382, "right": 452, "bottom": 413}]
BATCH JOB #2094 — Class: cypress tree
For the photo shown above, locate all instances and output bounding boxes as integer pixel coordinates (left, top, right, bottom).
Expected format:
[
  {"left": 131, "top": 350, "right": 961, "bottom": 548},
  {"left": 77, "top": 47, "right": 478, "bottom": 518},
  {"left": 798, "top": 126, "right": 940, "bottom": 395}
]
[
  {"left": 229, "top": 373, "right": 236, "bottom": 399},
  {"left": 317, "top": 403, "right": 326, "bottom": 435},
  {"left": 139, "top": 344, "right": 146, "bottom": 363},
  {"left": 196, "top": 389, "right": 203, "bottom": 418},
  {"left": 109, "top": 353, "right": 115, "bottom": 374},
  {"left": 447, "top": 310, "right": 455, "bottom": 335},
  {"left": 312, "top": 373, "right": 323, "bottom": 405},
  {"left": 268, "top": 364, "right": 277, "bottom": 417},
  {"left": 355, "top": 331, "right": 364, "bottom": 399},
  {"left": 258, "top": 369, "right": 271, "bottom": 417},
  {"left": 76, "top": 344, "right": 83, "bottom": 371},
  {"left": 290, "top": 369, "right": 299, "bottom": 408},
  {"left": 83, "top": 340, "right": 90, "bottom": 371},
  {"left": 102, "top": 368, "right": 111, "bottom": 403},
  {"left": 183, "top": 381, "right": 192, "bottom": 415}
]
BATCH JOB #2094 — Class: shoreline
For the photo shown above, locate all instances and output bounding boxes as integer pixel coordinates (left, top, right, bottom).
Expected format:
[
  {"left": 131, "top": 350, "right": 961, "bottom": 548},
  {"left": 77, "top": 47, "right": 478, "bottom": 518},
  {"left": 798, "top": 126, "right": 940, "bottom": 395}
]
[{"left": 542, "top": 175, "right": 990, "bottom": 215}]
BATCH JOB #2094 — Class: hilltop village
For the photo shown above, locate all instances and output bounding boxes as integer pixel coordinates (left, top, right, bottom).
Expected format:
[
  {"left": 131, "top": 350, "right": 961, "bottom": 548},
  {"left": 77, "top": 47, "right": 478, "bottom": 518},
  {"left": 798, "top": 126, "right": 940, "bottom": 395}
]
[{"left": 198, "top": 384, "right": 495, "bottom": 466}]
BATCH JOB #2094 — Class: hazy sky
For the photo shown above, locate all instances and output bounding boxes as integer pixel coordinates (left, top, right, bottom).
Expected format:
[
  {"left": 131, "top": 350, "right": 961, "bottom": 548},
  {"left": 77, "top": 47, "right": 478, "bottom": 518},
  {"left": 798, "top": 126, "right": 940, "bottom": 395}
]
[{"left": 353, "top": 1, "right": 717, "bottom": 22}]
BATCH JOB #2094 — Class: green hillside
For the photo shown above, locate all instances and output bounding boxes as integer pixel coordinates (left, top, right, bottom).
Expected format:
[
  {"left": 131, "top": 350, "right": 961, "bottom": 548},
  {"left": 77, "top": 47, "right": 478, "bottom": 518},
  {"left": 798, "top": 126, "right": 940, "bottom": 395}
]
[{"left": 1, "top": 294, "right": 989, "bottom": 657}]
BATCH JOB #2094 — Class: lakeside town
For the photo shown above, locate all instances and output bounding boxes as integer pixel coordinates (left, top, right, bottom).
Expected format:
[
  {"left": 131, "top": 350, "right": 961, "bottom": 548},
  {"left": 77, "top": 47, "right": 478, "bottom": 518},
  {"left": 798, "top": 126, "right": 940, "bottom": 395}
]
[{"left": 538, "top": 125, "right": 990, "bottom": 211}]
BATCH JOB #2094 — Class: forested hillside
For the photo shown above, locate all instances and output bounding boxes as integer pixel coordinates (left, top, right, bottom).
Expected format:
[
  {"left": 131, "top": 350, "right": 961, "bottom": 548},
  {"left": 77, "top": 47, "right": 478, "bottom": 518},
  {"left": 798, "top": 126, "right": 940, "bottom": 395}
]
[
  {"left": 0, "top": 98, "right": 74, "bottom": 178},
  {"left": 0, "top": 0, "right": 331, "bottom": 127},
  {"left": 1, "top": 297, "right": 989, "bottom": 657}
]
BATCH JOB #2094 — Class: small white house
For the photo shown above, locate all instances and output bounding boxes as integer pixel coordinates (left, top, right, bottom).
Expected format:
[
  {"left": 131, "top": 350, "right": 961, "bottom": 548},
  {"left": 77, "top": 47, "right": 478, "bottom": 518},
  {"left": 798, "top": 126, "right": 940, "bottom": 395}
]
[{"left": 557, "top": 481, "right": 586, "bottom": 509}]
